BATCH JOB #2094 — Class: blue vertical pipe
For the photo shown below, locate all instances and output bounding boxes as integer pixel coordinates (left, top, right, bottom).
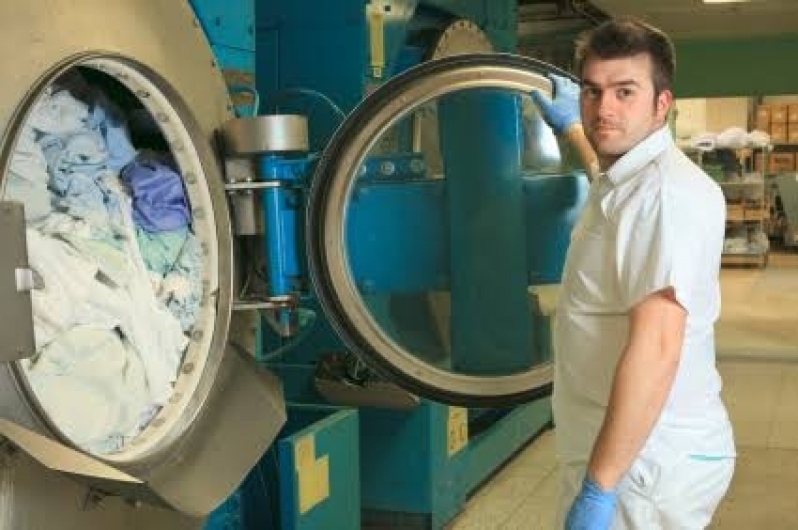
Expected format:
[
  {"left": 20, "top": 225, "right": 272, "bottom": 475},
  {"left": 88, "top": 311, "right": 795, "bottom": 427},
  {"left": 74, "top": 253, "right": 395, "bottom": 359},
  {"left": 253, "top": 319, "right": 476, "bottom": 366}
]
[
  {"left": 439, "top": 89, "right": 533, "bottom": 375},
  {"left": 261, "top": 190, "right": 292, "bottom": 297},
  {"left": 260, "top": 156, "right": 303, "bottom": 298}
]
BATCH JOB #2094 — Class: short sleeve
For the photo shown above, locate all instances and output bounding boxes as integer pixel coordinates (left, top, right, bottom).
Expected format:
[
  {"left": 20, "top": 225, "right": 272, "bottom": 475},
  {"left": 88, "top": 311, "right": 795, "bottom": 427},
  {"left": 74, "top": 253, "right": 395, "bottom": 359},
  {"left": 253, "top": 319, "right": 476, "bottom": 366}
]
[{"left": 614, "top": 185, "right": 702, "bottom": 313}]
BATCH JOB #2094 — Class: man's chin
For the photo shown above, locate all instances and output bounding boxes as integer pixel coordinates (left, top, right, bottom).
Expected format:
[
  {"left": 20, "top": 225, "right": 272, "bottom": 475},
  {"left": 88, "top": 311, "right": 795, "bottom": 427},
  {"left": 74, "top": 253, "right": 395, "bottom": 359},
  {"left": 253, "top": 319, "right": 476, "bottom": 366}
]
[{"left": 592, "top": 141, "right": 627, "bottom": 159}]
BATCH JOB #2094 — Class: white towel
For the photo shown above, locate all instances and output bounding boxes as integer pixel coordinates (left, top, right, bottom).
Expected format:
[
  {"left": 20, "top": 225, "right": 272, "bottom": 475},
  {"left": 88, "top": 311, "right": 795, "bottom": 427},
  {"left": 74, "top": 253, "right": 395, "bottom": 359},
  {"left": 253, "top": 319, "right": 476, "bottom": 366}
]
[
  {"left": 690, "top": 132, "right": 717, "bottom": 152},
  {"left": 716, "top": 127, "right": 749, "bottom": 149}
]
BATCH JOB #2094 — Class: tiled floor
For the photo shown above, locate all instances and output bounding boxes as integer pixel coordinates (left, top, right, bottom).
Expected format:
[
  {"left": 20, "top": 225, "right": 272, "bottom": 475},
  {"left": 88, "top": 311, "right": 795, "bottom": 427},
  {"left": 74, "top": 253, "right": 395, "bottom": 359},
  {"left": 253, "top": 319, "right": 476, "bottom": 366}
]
[{"left": 448, "top": 250, "right": 798, "bottom": 529}]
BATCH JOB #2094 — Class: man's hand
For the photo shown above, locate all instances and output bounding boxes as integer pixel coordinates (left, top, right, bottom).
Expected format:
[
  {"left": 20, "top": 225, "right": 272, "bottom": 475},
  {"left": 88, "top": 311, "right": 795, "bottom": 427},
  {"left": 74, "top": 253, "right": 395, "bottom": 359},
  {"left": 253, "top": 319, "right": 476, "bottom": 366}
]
[
  {"left": 565, "top": 476, "right": 617, "bottom": 530},
  {"left": 530, "top": 73, "right": 581, "bottom": 135}
]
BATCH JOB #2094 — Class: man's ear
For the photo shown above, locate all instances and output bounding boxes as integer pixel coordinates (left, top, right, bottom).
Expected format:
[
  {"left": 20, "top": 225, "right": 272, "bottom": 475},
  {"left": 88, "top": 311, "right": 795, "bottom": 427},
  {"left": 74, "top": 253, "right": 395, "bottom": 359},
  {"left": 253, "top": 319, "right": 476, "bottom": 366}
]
[{"left": 656, "top": 89, "right": 674, "bottom": 122}]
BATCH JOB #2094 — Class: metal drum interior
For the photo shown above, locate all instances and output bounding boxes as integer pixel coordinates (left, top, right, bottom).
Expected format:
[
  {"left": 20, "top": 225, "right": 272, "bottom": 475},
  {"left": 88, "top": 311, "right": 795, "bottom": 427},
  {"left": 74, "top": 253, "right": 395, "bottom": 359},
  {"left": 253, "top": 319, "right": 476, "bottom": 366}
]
[
  {"left": 2, "top": 56, "right": 219, "bottom": 461},
  {"left": 0, "top": 3, "right": 286, "bottom": 521}
]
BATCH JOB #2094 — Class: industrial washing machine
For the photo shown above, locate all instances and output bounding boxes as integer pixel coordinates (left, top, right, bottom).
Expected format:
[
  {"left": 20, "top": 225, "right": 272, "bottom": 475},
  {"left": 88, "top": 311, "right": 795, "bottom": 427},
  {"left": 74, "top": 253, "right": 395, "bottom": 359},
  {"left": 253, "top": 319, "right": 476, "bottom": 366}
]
[{"left": 0, "top": 1, "right": 588, "bottom": 528}]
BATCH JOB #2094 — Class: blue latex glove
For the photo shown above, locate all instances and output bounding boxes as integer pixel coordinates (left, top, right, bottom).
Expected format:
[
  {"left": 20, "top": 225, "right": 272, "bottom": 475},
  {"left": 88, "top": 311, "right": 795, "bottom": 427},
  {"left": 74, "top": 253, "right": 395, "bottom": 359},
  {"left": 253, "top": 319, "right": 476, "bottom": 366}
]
[
  {"left": 530, "top": 73, "right": 581, "bottom": 135},
  {"left": 564, "top": 476, "right": 617, "bottom": 530}
]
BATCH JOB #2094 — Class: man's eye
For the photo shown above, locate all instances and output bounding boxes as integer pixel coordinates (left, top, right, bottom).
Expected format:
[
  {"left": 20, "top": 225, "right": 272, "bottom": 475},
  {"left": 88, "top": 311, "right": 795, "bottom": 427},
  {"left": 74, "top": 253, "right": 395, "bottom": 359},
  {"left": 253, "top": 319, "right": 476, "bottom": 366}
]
[
  {"left": 618, "top": 88, "right": 633, "bottom": 98},
  {"left": 583, "top": 88, "right": 599, "bottom": 99}
]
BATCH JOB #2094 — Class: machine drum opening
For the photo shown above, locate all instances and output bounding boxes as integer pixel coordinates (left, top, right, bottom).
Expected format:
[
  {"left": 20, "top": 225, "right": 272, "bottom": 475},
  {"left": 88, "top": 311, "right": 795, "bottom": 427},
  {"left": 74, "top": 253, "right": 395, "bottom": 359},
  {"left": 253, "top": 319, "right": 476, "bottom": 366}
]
[{"left": 3, "top": 63, "right": 211, "bottom": 457}]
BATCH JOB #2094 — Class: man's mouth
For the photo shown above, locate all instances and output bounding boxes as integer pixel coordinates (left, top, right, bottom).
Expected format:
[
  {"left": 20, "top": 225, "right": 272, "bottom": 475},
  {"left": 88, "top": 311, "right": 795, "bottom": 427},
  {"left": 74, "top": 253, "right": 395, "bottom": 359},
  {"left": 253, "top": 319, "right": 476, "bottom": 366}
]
[{"left": 594, "top": 122, "right": 620, "bottom": 132}]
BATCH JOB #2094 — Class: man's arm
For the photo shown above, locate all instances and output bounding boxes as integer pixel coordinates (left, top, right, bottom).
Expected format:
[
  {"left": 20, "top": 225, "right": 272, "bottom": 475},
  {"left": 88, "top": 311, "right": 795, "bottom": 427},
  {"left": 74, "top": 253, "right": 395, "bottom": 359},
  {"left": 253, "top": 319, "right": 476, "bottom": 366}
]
[
  {"left": 587, "top": 287, "right": 686, "bottom": 490},
  {"left": 562, "top": 123, "right": 600, "bottom": 182},
  {"left": 530, "top": 75, "right": 599, "bottom": 181}
]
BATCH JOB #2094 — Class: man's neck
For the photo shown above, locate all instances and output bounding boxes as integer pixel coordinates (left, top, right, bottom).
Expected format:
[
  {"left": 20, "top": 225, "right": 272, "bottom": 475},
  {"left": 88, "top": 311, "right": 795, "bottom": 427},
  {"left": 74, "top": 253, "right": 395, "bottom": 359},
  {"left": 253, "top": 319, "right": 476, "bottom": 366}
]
[{"left": 598, "top": 155, "right": 621, "bottom": 172}]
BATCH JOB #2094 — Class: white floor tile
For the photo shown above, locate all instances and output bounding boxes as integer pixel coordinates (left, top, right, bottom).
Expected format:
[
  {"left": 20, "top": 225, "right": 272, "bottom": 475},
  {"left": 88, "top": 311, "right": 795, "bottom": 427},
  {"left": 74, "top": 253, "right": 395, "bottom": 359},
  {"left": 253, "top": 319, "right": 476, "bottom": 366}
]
[
  {"left": 767, "top": 364, "right": 798, "bottom": 449},
  {"left": 718, "top": 360, "right": 783, "bottom": 448}
]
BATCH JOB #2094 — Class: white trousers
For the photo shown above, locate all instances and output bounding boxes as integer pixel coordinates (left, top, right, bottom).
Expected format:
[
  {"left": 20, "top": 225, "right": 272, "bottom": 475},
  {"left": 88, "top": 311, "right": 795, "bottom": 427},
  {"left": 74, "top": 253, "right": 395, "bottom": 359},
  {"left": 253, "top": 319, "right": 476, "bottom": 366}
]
[{"left": 558, "top": 453, "right": 735, "bottom": 529}]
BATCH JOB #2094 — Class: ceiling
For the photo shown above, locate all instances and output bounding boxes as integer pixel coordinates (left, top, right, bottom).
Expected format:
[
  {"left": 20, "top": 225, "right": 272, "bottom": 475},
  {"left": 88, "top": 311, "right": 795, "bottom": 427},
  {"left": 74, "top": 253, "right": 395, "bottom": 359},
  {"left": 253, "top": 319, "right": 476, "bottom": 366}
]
[{"left": 588, "top": 0, "right": 798, "bottom": 40}]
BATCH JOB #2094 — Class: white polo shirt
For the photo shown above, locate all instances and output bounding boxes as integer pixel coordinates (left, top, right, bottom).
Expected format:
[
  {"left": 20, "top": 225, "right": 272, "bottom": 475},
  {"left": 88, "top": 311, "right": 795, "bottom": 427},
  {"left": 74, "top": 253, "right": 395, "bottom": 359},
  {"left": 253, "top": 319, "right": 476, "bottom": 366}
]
[{"left": 553, "top": 126, "right": 735, "bottom": 466}]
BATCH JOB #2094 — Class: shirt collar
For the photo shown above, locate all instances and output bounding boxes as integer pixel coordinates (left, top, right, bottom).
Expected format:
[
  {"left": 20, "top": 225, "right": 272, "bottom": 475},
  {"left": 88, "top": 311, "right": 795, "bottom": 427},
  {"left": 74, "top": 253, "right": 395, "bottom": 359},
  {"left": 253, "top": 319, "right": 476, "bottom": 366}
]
[{"left": 605, "top": 125, "right": 673, "bottom": 186}]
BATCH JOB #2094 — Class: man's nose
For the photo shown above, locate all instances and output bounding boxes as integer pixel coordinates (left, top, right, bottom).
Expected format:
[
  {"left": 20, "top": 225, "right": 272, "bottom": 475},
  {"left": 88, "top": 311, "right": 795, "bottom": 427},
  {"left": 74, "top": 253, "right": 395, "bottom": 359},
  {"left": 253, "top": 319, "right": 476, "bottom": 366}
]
[{"left": 595, "top": 92, "right": 618, "bottom": 118}]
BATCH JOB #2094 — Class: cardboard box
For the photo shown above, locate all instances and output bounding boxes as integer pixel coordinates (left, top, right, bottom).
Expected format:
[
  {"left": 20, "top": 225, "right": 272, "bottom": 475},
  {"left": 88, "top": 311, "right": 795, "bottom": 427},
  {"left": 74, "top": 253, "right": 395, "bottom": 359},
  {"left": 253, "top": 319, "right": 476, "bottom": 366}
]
[
  {"left": 789, "top": 104, "right": 798, "bottom": 124},
  {"left": 772, "top": 153, "right": 795, "bottom": 172},
  {"left": 726, "top": 203, "right": 744, "bottom": 222},
  {"left": 745, "top": 207, "right": 767, "bottom": 221},
  {"left": 771, "top": 105, "right": 789, "bottom": 123},
  {"left": 755, "top": 152, "right": 796, "bottom": 173},
  {"left": 770, "top": 123, "right": 788, "bottom": 143},
  {"left": 756, "top": 105, "right": 771, "bottom": 122},
  {"left": 789, "top": 124, "right": 798, "bottom": 144}
]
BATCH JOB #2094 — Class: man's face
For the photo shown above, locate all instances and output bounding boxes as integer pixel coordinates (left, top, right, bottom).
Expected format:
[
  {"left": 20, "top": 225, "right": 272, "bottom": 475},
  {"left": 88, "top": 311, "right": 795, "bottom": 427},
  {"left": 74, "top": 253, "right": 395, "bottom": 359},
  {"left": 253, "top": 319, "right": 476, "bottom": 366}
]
[{"left": 580, "top": 53, "right": 672, "bottom": 165}]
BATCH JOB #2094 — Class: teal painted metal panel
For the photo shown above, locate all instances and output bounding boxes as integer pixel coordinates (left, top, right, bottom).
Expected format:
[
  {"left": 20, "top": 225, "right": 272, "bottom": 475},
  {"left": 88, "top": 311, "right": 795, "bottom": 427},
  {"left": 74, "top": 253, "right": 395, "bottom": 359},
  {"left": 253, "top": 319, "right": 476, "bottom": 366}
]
[
  {"left": 463, "top": 398, "right": 552, "bottom": 490},
  {"left": 277, "top": 405, "right": 360, "bottom": 530},
  {"left": 359, "top": 399, "right": 552, "bottom": 529},
  {"left": 190, "top": 0, "right": 255, "bottom": 74},
  {"left": 674, "top": 34, "right": 798, "bottom": 97},
  {"left": 210, "top": 44, "right": 255, "bottom": 74},
  {"left": 190, "top": 0, "right": 254, "bottom": 52},
  {"left": 359, "top": 402, "right": 451, "bottom": 513}
]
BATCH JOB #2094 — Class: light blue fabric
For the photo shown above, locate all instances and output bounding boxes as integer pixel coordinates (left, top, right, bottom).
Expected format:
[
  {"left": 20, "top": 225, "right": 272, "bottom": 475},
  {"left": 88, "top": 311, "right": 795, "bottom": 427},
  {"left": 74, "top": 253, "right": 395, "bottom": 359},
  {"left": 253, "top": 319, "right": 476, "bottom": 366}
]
[
  {"left": 87, "top": 91, "right": 138, "bottom": 172},
  {"left": 565, "top": 476, "right": 617, "bottom": 530},
  {"left": 40, "top": 130, "right": 108, "bottom": 180},
  {"left": 135, "top": 227, "right": 189, "bottom": 276},
  {"left": 28, "top": 88, "right": 90, "bottom": 135},
  {"left": 121, "top": 159, "right": 191, "bottom": 233},
  {"left": 5, "top": 127, "right": 53, "bottom": 221},
  {"left": 39, "top": 131, "right": 124, "bottom": 228},
  {"left": 161, "top": 232, "right": 203, "bottom": 331},
  {"left": 530, "top": 73, "right": 581, "bottom": 135}
]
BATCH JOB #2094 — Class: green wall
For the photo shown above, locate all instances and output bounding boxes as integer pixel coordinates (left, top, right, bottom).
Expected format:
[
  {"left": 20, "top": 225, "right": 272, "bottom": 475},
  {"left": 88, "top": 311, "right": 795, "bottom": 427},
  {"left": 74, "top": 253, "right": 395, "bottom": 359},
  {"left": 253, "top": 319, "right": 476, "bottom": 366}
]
[{"left": 674, "top": 34, "right": 798, "bottom": 98}]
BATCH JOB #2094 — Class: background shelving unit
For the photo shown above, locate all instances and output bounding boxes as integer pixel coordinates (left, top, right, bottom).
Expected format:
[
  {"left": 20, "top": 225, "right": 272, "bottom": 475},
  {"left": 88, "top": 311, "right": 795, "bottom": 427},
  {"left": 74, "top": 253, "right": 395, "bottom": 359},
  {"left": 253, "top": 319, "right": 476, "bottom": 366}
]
[
  {"left": 683, "top": 145, "right": 770, "bottom": 268},
  {"left": 720, "top": 177, "right": 769, "bottom": 268}
]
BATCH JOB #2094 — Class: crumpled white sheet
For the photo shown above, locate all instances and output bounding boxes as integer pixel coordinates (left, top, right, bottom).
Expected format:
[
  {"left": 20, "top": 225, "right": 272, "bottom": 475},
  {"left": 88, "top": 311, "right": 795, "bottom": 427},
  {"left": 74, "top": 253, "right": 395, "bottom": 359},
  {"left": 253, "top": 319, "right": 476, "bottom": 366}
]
[
  {"left": 26, "top": 227, "right": 187, "bottom": 407},
  {"left": 716, "top": 127, "right": 749, "bottom": 149},
  {"left": 747, "top": 129, "right": 771, "bottom": 148},
  {"left": 23, "top": 326, "right": 150, "bottom": 454},
  {"left": 690, "top": 128, "right": 773, "bottom": 152}
]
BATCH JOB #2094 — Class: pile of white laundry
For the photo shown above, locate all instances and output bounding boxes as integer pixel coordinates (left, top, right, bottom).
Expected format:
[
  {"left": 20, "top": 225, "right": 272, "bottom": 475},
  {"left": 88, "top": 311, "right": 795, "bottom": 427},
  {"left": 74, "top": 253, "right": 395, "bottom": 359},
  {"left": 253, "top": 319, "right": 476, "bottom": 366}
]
[
  {"left": 6, "top": 80, "right": 204, "bottom": 454},
  {"left": 686, "top": 127, "right": 772, "bottom": 152}
]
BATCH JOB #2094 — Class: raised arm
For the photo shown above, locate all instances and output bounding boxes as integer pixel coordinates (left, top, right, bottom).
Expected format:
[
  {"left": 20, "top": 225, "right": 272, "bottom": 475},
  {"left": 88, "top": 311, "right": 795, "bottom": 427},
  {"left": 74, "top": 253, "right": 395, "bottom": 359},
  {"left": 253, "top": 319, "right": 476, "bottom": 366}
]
[{"left": 530, "top": 74, "right": 600, "bottom": 181}]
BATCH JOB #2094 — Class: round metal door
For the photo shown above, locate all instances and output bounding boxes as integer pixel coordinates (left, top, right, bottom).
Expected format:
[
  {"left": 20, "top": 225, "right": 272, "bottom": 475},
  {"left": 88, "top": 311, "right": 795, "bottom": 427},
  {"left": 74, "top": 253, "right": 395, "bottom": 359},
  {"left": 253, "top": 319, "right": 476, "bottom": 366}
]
[
  {"left": 307, "top": 53, "right": 586, "bottom": 407},
  {"left": 0, "top": 0, "right": 284, "bottom": 521}
]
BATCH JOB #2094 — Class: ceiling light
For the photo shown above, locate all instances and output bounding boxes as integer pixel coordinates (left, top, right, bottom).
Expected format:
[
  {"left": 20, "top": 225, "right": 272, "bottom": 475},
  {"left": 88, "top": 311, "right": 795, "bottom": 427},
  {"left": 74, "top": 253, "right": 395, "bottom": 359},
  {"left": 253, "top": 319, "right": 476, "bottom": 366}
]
[{"left": 702, "top": 0, "right": 752, "bottom": 3}]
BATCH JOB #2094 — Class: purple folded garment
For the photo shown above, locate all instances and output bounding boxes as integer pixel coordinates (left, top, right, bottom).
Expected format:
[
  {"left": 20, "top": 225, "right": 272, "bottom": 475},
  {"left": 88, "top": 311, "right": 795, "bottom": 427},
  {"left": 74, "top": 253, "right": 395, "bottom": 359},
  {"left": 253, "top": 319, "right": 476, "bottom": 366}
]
[{"left": 122, "top": 159, "right": 190, "bottom": 232}]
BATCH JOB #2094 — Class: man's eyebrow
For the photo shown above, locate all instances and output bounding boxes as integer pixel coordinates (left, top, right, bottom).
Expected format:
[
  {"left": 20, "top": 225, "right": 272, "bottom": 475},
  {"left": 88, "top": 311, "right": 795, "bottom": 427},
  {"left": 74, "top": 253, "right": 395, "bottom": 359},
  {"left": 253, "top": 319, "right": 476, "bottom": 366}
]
[{"left": 581, "top": 79, "right": 641, "bottom": 89}]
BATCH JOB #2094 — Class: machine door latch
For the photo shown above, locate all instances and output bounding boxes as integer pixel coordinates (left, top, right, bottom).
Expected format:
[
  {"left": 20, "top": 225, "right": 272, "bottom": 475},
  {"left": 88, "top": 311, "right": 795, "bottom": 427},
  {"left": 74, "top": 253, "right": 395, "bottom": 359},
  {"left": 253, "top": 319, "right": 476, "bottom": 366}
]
[{"left": 0, "top": 201, "right": 35, "bottom": 361}]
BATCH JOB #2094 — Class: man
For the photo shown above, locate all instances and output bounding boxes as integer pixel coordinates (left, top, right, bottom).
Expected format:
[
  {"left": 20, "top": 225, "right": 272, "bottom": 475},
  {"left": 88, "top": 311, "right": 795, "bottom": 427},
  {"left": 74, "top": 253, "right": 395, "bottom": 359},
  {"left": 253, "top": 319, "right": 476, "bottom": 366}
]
[{"left": 530, "top": 18, "right": 736, "bottom": 529}]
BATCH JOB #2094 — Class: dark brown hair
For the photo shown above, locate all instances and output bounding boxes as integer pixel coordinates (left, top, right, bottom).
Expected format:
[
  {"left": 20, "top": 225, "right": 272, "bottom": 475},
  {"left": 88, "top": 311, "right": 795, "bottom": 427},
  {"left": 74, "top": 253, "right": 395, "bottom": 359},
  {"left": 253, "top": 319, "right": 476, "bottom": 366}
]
[{"left": 576, "top": 17, "right": 675, "bottom": 95}]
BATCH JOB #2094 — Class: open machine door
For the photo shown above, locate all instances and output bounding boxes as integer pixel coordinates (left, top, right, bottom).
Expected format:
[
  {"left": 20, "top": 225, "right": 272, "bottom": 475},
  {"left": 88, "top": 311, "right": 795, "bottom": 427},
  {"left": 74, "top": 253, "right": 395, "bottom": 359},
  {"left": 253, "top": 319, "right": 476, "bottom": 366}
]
[
  {"left": 307, "top": 53, "right": 585, "bottom": 408},
  {"left": 0, "top": 0, "right": 285, "bottom": 520}
]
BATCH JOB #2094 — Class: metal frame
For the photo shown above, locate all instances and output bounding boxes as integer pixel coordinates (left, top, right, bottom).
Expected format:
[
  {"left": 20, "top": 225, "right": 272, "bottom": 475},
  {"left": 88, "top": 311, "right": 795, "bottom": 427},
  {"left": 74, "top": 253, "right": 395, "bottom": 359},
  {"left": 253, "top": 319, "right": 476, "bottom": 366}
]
[{"left": 307, "top": 53, "right": 578, "bottom": 406}]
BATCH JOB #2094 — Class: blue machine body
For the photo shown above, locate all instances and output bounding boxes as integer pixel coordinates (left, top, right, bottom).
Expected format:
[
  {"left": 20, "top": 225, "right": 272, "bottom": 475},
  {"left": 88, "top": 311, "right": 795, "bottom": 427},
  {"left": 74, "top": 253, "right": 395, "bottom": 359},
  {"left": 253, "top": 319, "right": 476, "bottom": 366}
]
[
  {"left": 189, "top": 0, "right": 256, "bottom": 73},
  {"left": 194, "top": 1, "right": 588, "bottom": 528}
]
